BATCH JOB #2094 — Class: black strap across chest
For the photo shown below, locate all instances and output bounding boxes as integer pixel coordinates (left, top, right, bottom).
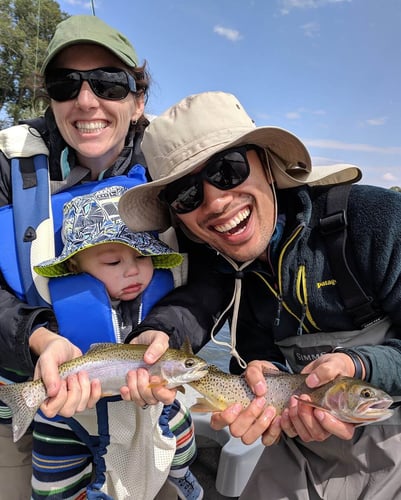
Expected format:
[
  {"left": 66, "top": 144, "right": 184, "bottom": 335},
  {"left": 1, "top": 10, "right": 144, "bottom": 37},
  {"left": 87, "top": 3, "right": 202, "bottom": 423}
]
[{"left": 319, "top": 184, "right": 381, "bottom": 328}]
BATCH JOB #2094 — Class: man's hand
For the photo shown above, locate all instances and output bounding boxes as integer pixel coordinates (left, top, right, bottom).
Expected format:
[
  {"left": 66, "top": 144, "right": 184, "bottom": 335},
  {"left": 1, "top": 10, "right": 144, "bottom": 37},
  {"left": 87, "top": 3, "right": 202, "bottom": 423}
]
[{"left": 280, "top": 353, "right": 358, "bottom": 441}]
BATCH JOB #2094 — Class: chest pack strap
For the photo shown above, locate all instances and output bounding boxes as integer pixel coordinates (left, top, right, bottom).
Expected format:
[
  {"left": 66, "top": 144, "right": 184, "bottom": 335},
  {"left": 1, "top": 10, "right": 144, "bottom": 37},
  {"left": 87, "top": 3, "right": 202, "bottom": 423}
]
[{"left": 319, "top": 184, "right": 380, "bottom": 328}]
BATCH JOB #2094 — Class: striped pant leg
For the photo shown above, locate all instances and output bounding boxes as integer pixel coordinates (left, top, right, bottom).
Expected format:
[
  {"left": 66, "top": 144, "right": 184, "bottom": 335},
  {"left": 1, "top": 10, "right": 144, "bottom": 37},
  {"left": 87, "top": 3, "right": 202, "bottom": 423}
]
[
  {"left": 31, "top": 419, "right": 93, "bottom": 500},
  {"left": 167, "top": 400, "right": 197, "bottom": 470}
]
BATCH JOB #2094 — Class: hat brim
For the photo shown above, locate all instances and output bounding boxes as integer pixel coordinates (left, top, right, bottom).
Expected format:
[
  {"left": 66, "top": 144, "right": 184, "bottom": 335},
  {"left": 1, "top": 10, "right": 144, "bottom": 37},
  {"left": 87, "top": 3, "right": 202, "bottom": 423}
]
[
  {"left": 119, "top": 126, "right": 361, "bottom": 232},
  {"left": 34, "top": 238, "right": 183, "bottom": 278},
  {"left": 40, "top": 38, "right": 135, "bottom": 75}
]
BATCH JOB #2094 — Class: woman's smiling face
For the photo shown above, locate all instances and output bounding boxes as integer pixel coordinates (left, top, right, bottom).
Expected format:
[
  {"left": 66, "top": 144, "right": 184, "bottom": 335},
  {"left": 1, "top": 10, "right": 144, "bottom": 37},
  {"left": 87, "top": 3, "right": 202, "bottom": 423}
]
[{"left": 49, "top": 44, "right": 144, "bottom": 177}]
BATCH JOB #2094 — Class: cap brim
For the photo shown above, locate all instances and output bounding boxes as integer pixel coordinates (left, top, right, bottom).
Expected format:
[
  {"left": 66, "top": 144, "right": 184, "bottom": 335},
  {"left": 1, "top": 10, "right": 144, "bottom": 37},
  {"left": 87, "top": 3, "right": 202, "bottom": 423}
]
[{"left": 40, "top": 38, "right": 135, "bottom": 75}]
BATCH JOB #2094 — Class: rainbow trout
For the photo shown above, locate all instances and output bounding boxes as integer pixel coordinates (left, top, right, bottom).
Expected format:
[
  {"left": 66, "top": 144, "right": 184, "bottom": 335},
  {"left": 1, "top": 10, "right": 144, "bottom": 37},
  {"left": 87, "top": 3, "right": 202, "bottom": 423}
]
[
  {"left": 189, "top": 365, "right": 394, "bottom": 425},
  {"left": 0, "top": 342, "right": 208, "bottom": 442}
]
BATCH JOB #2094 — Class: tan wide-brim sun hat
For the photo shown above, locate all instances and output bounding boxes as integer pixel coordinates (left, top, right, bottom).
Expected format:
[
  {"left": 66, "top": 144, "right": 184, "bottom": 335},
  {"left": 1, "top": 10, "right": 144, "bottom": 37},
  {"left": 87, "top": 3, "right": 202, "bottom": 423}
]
[{"left": 119, "top": 91, "right": 361, "bottom": 232}]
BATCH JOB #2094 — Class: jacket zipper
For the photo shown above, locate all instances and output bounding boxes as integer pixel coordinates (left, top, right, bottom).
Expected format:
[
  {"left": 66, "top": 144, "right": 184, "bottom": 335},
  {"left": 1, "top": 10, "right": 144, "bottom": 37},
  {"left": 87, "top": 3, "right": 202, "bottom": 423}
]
[
  {"left": 296, "top": 265, "right": 320, "bottom": 334},
  {"left": 253, "top": 224, "right": 319, "bottom": 334}
]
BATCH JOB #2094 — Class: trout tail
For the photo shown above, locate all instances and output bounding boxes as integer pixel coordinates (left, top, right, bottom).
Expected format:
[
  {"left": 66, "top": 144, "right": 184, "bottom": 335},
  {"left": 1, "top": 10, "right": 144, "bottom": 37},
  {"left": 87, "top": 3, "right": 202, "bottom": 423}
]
[{"left": 0, "top": 381, "right": 43, "bottom": 442}]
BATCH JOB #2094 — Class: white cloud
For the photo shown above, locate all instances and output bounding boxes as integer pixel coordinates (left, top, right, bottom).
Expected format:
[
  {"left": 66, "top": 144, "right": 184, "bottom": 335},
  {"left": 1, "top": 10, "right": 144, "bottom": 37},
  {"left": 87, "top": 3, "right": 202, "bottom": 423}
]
[
  {"left": 285, "top": 107, "right": 326, "bottom": 119},
  {"left": 301, "top": 22, "right": 320, "bottom": 37},
  {"left": 64, "top": 0, "right": 92, "bottom": 7},
  {"left": 286, "top": 111, "right": 301, "bottom": 119},
  {"left": 383, "top": 172, "right": 398, "bottom": 181},
  {"left": 366, "top": 117, "right": 387, "bottom": 126},
  {"left": 305, "top": 138, "right": 401, "bottom": 155},
  {"left": 280, "top": 0, "right": 352, "bottom": 15},
  {"left": 213, "top": 25, "right": 243, "bottom": 42}
]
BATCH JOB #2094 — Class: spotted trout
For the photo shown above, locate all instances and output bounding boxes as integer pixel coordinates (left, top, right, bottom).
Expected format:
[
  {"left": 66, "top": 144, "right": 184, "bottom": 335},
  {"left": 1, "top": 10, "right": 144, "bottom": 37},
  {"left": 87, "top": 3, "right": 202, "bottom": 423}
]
[
  {"left": 0, "top": 341, "right": 208, "bottom": 442},
  {"left": 188, "top": 365, "right": 394, "bottom": 425}
]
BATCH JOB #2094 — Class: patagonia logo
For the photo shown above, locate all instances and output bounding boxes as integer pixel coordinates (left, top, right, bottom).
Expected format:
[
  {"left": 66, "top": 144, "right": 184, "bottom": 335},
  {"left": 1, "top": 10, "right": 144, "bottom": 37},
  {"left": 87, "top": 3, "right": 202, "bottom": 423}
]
[
  {"left": 316, "top": 279, "right": 337, "bottom": 289},
  {"left": 294, "top": 346, "right": 332, "bottom": 366}
]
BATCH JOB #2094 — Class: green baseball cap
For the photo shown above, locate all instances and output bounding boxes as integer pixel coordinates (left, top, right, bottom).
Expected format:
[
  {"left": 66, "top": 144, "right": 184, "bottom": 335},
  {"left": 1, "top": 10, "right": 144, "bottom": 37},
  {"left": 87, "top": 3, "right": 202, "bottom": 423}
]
[{"left": 40, "top": 15, "right": 138, "bottom": 75}]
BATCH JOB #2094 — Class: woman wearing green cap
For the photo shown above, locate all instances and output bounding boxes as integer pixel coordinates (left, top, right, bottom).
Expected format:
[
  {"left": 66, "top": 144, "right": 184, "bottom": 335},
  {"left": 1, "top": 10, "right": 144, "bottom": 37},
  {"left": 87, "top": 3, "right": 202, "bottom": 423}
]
[{"left": 0, "top": 14, "right": 181, "bottom": 500}]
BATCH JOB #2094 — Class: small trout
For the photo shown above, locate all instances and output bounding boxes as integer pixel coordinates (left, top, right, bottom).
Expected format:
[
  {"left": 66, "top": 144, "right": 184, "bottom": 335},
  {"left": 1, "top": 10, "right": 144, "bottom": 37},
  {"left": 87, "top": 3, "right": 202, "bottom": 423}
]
[
  {"left": 0, "top": 342, "right": 208, "bottom": 442},
  {"left": 189, "top": 365, "right": 394, "bottom": 425}
]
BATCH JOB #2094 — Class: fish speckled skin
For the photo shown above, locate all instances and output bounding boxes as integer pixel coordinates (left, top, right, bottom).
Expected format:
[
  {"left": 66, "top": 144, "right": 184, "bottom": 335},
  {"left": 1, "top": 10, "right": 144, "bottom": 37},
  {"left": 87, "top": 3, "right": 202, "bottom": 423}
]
[
  {"left": 0, "top": 342, "right": 208, "bottom": 442},
  {"left": 189, "top": 365, "right": 394, "bottom": 424}
]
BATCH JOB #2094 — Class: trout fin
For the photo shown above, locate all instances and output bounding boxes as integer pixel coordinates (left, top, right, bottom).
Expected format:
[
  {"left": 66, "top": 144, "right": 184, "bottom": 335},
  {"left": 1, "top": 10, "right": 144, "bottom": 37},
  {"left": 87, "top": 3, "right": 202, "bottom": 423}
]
[
  {"left": 181, "top": 337, "right": 194, "bottom": 356},
  {"left": 292, "top": 396, "right": 326, "bottom": 412},
  {"left": 0, "top": 381, "right": 43, "bottom": 442},
  {"left": 87, "top": 343, "right": 116, "bottom": 353},
  {"left": 147, "top": 379, "right": 168, "bottom": 389},
  {"left": 190, "top": 398, "right": 221, "bottom": 412}
]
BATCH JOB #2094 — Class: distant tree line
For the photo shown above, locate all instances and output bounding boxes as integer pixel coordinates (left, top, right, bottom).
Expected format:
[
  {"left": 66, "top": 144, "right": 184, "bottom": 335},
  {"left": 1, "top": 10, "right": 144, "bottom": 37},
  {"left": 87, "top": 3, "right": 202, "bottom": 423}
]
[{"left": 0, "top": 0, "right": 68, "bottom": 127}]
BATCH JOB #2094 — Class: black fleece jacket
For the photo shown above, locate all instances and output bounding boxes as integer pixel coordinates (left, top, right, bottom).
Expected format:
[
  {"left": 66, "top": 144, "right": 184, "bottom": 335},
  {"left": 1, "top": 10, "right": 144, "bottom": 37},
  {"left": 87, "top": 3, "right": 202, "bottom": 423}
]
[{"left": 128, "top": 184, "right": 401, "bottom": 395}]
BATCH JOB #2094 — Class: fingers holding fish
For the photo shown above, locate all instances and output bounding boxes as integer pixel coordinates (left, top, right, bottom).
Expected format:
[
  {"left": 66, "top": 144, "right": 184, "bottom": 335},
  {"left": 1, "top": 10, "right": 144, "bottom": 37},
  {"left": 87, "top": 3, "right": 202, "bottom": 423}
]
[
  {"left": 40, "top": 372, "right": 100, "bottom": 418},
  {"left": 310, "top": 409, "right": 355, "bottom": 441},
  {"left": 230, "top": 406, "right": 281, "bottom": 446},
  {"left": 121, "top": 368, "right": 176, "bottom": 407},
  {"left": 287, "top": 395, "right": 330, "bottom": 442},
  {"left": 40, "top": 379, "right": 68, "bottom": 418},
  {"left": 210, "top": 403, "right": 243, "bottom": 431},
  {"left": 33, "top": 333, "right": 83, "bottom": 398},
  {"left": 261, "top": 414, "right": 282, "bottom": 446},
  {"left": 280, "top": 408, "right": 298, "bottom": 438},
  {"left": 129, "top": 330, "right": 170, "bottom": 365},
  {"left": 245, "top": 360, "right": 278, "bottom": 397},
  {"left": 210, "top": 398, "right": 278, "bottom": 446},
  {"left": 302, "top": 352, "right": 361, "bottom": 388},
  {"left": 286, "top": 394, "right": 355, "bottom": 443}
]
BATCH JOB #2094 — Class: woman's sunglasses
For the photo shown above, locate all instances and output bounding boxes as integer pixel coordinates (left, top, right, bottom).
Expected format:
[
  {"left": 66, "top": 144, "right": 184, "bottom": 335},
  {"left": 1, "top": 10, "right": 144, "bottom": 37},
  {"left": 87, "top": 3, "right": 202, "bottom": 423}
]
[
  {"left": 45, "top": 67, "right": 137, "bottom": 102},
  {"left": 159, "top": 146, "right": 254, "bottom": 214}
]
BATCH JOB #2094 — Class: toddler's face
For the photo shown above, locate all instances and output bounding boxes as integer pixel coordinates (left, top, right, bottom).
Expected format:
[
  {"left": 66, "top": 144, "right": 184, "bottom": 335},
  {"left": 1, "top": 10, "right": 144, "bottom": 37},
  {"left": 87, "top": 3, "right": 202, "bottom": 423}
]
[{"left": 74, "top": 242, "right": 154, "bottom": 301}]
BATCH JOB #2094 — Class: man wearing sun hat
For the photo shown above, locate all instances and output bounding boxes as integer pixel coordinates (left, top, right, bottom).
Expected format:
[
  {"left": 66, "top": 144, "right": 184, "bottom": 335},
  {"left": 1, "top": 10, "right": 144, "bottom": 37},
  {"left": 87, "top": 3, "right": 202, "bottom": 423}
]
[{"left": 119, "top": 91, "right": 401, "bottom": 499}]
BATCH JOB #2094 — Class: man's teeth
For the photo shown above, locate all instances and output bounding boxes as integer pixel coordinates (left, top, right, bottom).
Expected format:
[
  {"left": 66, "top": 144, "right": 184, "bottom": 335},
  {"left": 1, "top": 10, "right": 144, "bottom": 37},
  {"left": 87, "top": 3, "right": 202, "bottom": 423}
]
[
  {"left": 75, "top": 121, "right": 107, "bottom": 132},
  {"left": 214, "top": 208, "right": 250, "bottom": 233}
]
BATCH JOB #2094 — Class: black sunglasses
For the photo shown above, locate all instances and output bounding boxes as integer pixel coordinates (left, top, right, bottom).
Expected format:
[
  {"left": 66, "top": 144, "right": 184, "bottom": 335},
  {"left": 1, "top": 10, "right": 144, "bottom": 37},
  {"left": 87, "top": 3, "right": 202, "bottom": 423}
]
[
  {"left": 45, "top": 67, "right": 137, "bottom": 102},
  {"left": 159, "top": 146, "right": 253, "bottom": 214}
]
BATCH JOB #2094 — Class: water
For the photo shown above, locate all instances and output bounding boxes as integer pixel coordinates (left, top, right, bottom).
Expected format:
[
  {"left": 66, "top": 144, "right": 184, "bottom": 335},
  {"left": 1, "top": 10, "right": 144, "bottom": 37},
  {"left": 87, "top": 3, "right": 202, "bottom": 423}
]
[{"left": 196, "top": 322, "right": 231, "bottom": 373}]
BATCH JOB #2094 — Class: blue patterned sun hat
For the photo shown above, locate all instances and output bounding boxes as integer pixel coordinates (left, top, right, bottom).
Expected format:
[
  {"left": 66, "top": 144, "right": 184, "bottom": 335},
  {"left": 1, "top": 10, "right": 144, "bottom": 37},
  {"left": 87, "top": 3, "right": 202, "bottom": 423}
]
[{"left": 34, "top": 186, "right": 183, "bottom": 277}]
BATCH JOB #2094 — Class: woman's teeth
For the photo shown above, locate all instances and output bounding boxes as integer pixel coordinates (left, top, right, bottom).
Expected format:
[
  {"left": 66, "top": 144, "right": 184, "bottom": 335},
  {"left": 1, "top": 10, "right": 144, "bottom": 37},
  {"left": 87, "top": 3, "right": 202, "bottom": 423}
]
[{"left": 75, "top": 121, "right": 107, "bottom": 133}]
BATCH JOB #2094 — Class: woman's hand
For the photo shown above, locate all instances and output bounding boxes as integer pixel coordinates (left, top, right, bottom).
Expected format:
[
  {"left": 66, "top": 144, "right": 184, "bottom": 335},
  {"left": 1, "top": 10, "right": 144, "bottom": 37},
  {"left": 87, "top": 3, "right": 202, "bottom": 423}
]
[
  {"left": 120, "top": 330, "right": 176, "bottom": 406},
  {"left": 30, "top": 327, "right": 102, "bottom": 418}
]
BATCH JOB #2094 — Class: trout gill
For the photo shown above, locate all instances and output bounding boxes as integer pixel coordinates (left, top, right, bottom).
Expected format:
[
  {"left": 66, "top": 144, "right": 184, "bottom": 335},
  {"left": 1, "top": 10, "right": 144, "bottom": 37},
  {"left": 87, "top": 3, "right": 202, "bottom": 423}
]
[
  {"left": 0, "top": 341, "right": 208, "bottom": 442},
  {"left": 189, "top": 365, "right": 394, "bottom": 425}
]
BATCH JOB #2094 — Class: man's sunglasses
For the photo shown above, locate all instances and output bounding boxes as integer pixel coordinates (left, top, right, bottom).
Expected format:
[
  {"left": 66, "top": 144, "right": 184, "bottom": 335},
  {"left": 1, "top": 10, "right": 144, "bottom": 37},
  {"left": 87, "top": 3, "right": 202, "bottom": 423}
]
[
  {"left": 45, "top": 67, "right": 137, "bottom": 102},
  {"left": 159, "top": 146, "right": 254, "bottom": 214}
]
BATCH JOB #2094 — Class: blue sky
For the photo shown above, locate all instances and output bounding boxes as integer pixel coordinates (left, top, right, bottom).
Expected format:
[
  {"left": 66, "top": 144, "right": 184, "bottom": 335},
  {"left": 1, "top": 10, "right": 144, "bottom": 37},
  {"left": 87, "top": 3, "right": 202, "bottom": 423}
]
[{"left": 57, "top": 0, "right": 401, "bottom": 188}]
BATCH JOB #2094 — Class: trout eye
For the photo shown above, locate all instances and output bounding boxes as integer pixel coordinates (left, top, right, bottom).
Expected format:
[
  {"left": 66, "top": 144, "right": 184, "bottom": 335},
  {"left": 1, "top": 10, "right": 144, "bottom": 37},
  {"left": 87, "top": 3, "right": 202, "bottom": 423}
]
[
  {"left": 360, "top": 388, "right": 374, "bottom": 398},
  {"left": 185, "top": 358, "right": 195, "bottom": 368}
]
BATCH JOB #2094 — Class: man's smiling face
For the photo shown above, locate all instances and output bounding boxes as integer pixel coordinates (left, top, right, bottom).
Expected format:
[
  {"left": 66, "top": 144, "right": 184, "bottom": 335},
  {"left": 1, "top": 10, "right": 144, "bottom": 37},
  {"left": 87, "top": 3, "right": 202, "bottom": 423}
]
[{"left": 176, "top": 148, "right": 276, "bottom": 263}]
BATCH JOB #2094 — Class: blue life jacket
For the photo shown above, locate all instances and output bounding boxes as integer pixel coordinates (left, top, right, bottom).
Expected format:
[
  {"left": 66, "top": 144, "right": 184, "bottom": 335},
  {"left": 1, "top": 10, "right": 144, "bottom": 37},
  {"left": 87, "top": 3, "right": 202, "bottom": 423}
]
[{"left": 1, "top": 131, "right": 178, "bottom": 498}]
